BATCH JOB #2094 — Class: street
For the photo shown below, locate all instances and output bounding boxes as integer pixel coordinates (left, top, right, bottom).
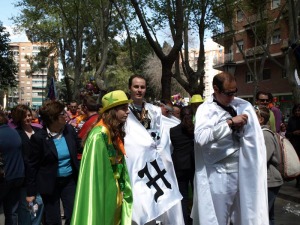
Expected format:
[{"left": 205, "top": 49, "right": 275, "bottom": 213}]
[
  {"left": 275, "top": 197, "right": 300, "bottom": 225},
  {"left": 0, "top": 196, "right": 299, "bottom": 224}
]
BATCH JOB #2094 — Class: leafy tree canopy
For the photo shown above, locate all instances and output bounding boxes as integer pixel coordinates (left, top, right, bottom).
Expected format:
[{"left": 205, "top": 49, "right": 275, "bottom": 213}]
[{"left": 0, "top": 22, "right": 18, "bottom": 88}]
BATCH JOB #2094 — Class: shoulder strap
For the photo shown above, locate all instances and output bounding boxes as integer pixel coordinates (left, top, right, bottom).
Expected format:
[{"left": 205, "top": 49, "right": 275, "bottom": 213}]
[{"left": 262, "top": 127, "right": 281, "bottom": 168}]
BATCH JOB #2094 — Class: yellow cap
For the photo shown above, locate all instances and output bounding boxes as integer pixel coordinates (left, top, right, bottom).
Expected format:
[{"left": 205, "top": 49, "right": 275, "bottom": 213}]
[
  {"left": 101, "top": 90, "right": 132, "bottom": 113},
  {"left": 190, "top": 94, "right": 204, "bottom": 103}
]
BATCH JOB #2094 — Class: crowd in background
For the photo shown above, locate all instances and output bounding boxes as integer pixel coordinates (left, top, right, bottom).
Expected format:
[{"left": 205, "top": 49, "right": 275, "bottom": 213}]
[{"left": 0, "top": 73, "right": 300, "bottom": 225}]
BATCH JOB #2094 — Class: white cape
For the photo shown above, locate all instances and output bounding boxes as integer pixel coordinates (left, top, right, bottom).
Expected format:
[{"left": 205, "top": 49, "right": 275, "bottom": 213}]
[
  {"left": 192, "top": 97, "right": 269, "bottom": 225},
  {"left": 125, "top": 107, "right": 183, "bottom": 225}
]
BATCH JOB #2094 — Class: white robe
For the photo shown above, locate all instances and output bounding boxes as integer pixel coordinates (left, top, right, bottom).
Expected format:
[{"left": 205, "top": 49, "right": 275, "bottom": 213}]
[
  {"left": 125, "top": 103, "right": 184, "bottom": 225},
  {"left": 192, "top": 96, "right": 269, "bottom": 225}
]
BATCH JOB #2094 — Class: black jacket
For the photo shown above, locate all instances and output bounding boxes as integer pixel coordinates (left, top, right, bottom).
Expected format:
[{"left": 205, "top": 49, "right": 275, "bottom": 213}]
[
  {"left": 170, "top": 123, "right": 195, "bottom": 172},
  {"left": 16, "top": 126, "right": 41, "bottom": 166},
  {"left": 26, "top": 124, "right": 80, "bottom": 196}
]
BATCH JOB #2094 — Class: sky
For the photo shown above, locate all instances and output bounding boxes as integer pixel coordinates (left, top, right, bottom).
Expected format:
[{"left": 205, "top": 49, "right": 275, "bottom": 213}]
[{"left": 0, "top": 0, "right": 29, "bottom": 42}]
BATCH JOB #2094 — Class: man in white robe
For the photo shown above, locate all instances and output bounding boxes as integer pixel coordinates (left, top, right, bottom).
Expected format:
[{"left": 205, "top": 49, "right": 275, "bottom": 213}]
[
  {"left": 125, "top": 75, "right": 184, "bottom": 225},
  {"left": 192, "top": 72, "right": 269, "bottom": 225}
]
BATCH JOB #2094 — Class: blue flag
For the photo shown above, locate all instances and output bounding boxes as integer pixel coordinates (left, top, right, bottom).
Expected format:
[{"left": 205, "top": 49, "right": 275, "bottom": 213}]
[{"left": 47, "top": 77, "right": 57, "bottom": 100}]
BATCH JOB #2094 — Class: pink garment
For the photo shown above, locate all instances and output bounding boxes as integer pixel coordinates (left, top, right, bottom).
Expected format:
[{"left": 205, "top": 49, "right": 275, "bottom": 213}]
[
  {"left": 31, "top": 123, "right": 43, "bottom": 128},
  {"left": 7, "top": 119, "right": 17, "bottom": 129}
]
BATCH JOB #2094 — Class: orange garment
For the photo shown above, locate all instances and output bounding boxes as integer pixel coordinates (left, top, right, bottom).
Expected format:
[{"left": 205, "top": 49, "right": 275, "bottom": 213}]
[{"left": 96, "top": 119, "right": 126, "bottom": 155}]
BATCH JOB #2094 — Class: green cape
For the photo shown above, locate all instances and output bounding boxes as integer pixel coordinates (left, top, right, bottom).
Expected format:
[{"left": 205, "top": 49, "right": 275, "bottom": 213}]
[{"left": 71, "top": 126, "right": 132, "bottom": 225}]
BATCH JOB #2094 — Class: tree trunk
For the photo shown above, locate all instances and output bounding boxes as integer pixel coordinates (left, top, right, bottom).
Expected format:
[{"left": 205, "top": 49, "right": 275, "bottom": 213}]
[{"left": 161, "top": 62, "right": 173, "bottom": 99}]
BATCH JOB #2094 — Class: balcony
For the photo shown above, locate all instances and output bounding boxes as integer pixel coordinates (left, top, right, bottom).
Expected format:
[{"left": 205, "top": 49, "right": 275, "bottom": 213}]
[
  {"left": 213, "top": 53, "right": 236, "bottom": 75},
  {"left": 245, "top": 45, "right": 266, "bottom": 57},
  {"left": 212, "top": 30, "right": 235, "bottom": 46},
  {"left": 243, "top": 11, "right": 268, "bottom": 28},
  {"left": 213, "top": 53, "right": 234, "bottom": 66}
]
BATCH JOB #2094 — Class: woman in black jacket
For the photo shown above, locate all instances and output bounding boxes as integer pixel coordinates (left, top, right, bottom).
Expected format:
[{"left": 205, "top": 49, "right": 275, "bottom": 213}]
[
  {"left": 26, "top": 100, "right": 81, "bottom": 225},
  {"left": 13, "top": 104, "right": 44, "bottom": 225}
]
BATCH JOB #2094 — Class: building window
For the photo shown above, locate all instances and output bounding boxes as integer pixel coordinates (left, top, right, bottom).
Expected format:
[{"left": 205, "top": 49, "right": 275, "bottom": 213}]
[
  {"left": 263, "top": 68, "right": 271, "bottom": 80},
  {"left": 271, "top": 29, "right": 281, "bottom": 44},
  {"left": 236, "top": 40, "right": 244, "bottom": 53},
  {"left": 246, "top": 72, "right": 253, "bottom": 83},
  {"left": 271, "top": 0, "right": 280, "bottom": 9},
  {"left": 236, "top": 10, "right": 243, "bottom": 22}
]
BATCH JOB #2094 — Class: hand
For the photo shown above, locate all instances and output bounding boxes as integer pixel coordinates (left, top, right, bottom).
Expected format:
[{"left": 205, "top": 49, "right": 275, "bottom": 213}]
[
  {"left": 232, "top": 114, "right": 248, "bottom": 128},
  {"left": 26, "top": 196, "right": 35, "bottom": 203}
]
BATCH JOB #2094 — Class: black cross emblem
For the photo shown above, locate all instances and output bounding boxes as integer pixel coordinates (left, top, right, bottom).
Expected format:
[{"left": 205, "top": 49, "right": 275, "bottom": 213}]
[{"left": 138, "top": 159, "right": 172, "bottom": 202}]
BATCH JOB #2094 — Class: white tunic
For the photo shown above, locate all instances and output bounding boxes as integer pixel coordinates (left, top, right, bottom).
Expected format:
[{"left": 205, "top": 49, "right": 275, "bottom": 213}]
[{"left": 192, "top": 96, "right": 269, "bottom": 225}]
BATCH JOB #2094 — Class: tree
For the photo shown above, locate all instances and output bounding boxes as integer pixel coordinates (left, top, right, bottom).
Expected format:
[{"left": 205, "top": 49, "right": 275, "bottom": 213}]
[
  {"left": 129, "top": 0, "right": 184, "bottom": 99},
  {"left": 14, "top": 0, "right": 120, "bottom": 102},
  {"left": 0, "top": 22, "right": 18, "bottom": 107},
  {"left": 175, "top": 0, "right": 219, "bottom": 96},
  {"left": 143, "top": 42, "right": 188, "bottom": 99},
  {"left": 0, "top": 22, "right": 18, "bottom": 89},
  {"left": 124, "top": 0, "right": 220, "bottom": 99}
]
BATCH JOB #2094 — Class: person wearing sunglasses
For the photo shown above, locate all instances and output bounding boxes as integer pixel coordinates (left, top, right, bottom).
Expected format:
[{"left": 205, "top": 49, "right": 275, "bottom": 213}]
[
  {"left": 25, "top": 100, "right": 81, "bottom": 225},
  {"left": 255, "top": 91, "right": 276, "bottom": 132},
  {"left": 192, "top": 72, "right": 269, "bottom": 225}
]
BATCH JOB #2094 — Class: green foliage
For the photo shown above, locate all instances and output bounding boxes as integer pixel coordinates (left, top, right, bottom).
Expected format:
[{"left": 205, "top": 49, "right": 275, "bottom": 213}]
[
  {"left": 212, "top": 0, "right": 235, "bottom": 28},
  {"left": 129, "top": 34, "right": 153, "bottom": 72},
  {"left": 0, "top": 22, "right": 18, "bottom": 88},
  {"left": 244, "top": 0, "right": 267, "bottom": 13}
]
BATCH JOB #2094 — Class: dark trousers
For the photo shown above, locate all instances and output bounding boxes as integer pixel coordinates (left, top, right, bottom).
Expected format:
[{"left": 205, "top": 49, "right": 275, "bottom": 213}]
[
  {"left": 41, "top": 175, "right": 76, "bottom": 225},
  {"left": 0, "top": 178, "right": 24, "bottom": 225},
  {"left": 268, "top": 186, "right": 281, "bottom": 225},
  {"left": 176, "top": 169, "right": 194, "bottom": 225}
]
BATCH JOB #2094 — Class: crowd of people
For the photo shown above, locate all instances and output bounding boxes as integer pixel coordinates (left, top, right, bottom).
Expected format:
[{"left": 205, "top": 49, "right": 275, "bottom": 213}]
[{"left": 0, "top": 72, "right": 300, "bottom": 225}]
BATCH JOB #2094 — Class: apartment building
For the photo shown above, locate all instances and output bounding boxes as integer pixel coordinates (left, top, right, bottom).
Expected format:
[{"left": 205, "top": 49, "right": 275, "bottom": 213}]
[
  {"left": 203, "top": 40, "right": 224, "bottom": 99},
  {"left": 9, "top": 42, "right": 57, "bottom": 109},
  {"left": 188, "top": 40, "right": 224, "bottom": 100},
  {"left": 212, "top": 0, "right": 294, "bottom": 116}
]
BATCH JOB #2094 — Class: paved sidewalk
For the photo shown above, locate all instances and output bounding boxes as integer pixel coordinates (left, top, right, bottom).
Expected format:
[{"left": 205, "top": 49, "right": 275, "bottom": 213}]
[{"left": 278, "top": 179, "right": 300, "bottom": 203}]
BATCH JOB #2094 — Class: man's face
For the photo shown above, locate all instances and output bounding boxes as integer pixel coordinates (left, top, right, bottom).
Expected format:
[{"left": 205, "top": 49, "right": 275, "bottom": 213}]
[
  {"left": 257, "top": 94, "right": 270, "bottom": 107},
  {"left": 214, "top": 80, "right": 237, "bottom": 106},
  {"left": 130, "top": 77, "right": 146, "bottom": 104},
  {"left": 69, "top": 103, "right": 78, "bottom": 114}
]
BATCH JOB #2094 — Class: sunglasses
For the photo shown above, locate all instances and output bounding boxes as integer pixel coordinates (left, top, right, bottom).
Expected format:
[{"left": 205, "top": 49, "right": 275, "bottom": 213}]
[
  {"left": 258, "top": 99, "right": 269, "bottom": 103},
  {"left": 221, "top": 88, "right": 238, "bottom": 97}
]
